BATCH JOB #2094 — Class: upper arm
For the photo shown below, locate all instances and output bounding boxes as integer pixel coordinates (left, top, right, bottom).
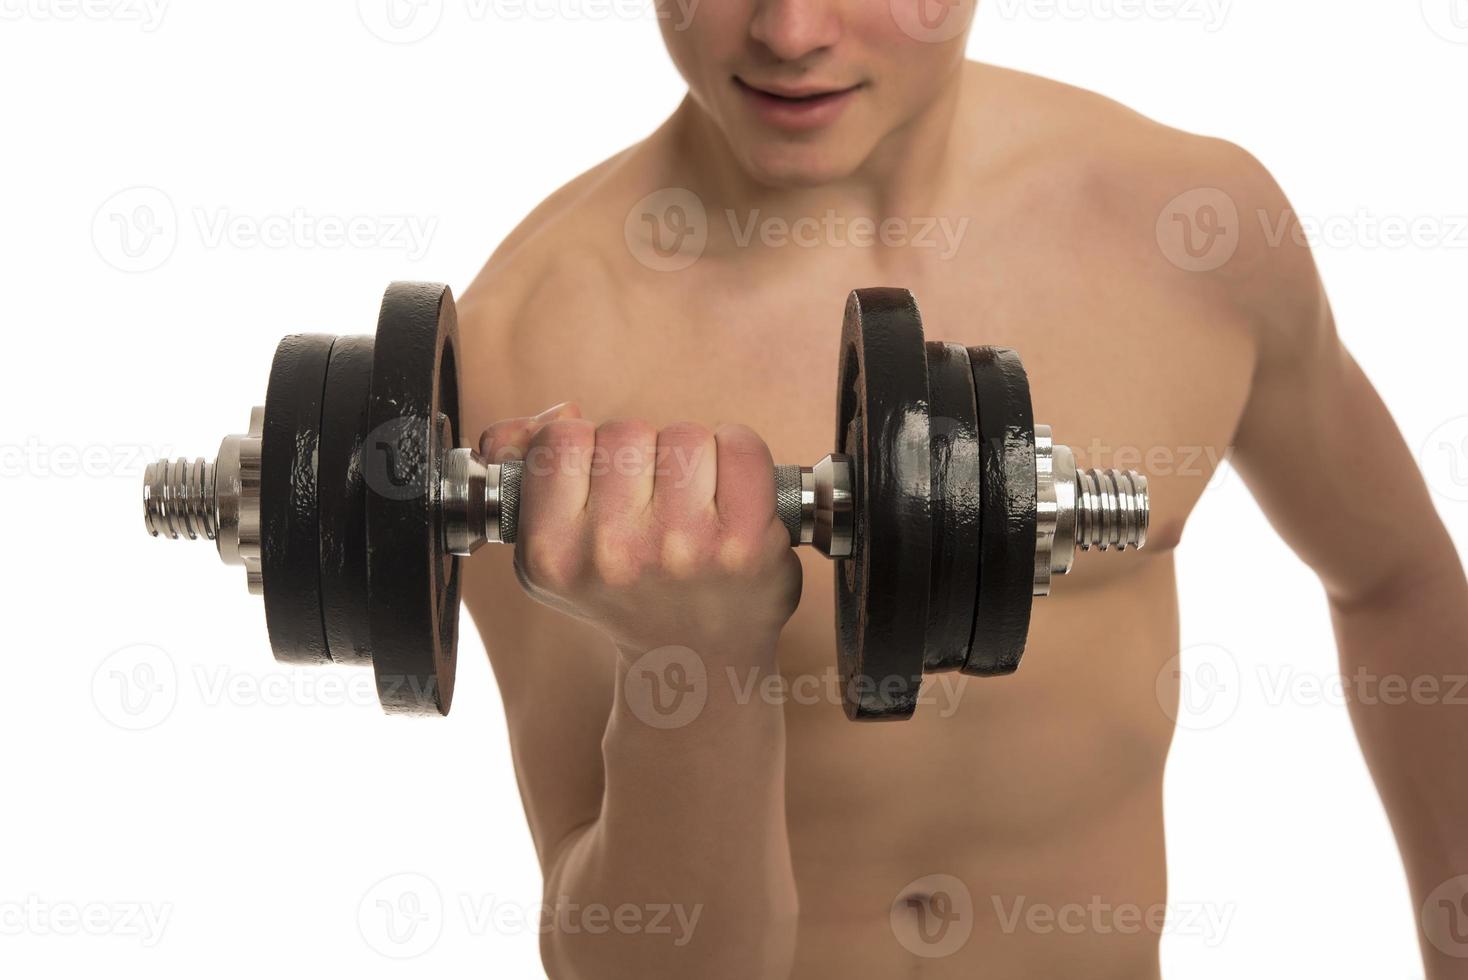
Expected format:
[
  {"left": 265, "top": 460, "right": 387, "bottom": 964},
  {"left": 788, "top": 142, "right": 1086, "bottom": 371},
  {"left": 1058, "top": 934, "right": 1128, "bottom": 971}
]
[
  {"left": 461, "top": 551, "right": 615, "bottom": 867},
  {"left": 1221, "top": 147, "right": 1455, "bottom": 603},
  {"left": 455, "top": 254, "right": 618, "bottom": 871}
]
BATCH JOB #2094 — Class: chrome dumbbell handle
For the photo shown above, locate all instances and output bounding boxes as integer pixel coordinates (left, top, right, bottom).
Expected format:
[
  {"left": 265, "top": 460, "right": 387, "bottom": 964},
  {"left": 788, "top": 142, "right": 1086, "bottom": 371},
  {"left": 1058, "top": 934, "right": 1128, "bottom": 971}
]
[{"left": 441, "top": 450, "right": 857, "bottom": 559}]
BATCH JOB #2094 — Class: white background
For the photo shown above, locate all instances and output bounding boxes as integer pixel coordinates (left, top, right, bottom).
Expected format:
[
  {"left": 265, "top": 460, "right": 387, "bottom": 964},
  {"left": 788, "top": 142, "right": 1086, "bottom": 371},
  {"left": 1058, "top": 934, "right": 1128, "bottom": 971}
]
[{"left": 2, "top": 1, "right": 1465, "bottom": 976}]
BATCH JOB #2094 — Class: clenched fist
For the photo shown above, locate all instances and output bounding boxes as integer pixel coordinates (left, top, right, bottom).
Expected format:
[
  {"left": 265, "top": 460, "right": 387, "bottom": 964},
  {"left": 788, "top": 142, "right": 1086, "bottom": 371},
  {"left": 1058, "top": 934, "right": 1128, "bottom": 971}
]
[{"left": 478, "top": 404, "right": 803, "bottom": 658}]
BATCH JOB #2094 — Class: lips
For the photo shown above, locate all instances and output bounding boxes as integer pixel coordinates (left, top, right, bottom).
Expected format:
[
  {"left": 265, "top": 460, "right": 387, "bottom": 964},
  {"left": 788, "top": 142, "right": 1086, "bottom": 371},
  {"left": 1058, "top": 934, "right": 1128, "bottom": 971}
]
[{"left": 734, "top": 76, "right": 863, "bottom": 131}]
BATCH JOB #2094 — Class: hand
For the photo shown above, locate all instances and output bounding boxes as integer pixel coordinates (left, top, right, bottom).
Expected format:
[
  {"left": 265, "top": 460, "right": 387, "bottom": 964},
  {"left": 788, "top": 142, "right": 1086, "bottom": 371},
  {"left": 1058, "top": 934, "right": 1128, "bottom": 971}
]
[{"left": 478, "top": 405, "right": 803, "bottom": 659}]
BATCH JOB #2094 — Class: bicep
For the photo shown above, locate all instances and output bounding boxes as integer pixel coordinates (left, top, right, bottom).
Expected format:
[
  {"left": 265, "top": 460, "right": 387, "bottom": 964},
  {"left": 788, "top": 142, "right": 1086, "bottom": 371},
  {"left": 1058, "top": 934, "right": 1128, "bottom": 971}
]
[
  {"left": 455, "top": 286, "right": 616, "bottom": 871},
  {"left": 462, "top": 549, "right": 616, "bottom": 868},
  {"left": 1231, "top": 305, "right": 1450, "bottom": 604}
]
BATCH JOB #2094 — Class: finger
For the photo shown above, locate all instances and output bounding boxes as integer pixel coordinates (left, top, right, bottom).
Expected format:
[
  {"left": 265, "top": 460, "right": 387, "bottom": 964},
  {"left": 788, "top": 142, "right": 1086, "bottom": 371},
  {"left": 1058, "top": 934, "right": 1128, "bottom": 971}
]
[
  {"left": 589, "top": 419, "right": 657, "bottom": 522},
  {"left": 652, "top": 422, "right": 718, "bottom": 529},
  {"left": 478, "top": 402, "right": 581, "bottom": 462},
  {"left": 519, "top": 417, "right": 596, "bottom": 538},
  {"left": 713, "top": 423, "right": 778, "bottom": 537}
]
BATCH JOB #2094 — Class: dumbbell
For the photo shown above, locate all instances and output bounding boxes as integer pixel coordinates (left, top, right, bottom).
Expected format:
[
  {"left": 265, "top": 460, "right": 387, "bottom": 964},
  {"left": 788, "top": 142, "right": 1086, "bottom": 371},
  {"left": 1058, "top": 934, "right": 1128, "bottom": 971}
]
[{"left": 141, "top": 282, "right": 1149, "bottom": 721}]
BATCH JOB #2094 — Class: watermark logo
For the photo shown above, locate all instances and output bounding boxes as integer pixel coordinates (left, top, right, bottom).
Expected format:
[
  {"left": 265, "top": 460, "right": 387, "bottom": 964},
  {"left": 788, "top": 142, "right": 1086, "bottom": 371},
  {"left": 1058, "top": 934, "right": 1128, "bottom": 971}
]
[
  {"left": 1073, "top": 439, "right": 1233, "bottom": 490},
  {"left": 358, "top": 873, "right": 444, "bottom": 959},
  {"left": 891, "top": 874, "right": 974, "bottom": 958},
  {"left": 0, "top": 897, "right": 172, "bottom": 946},
  {"left": 362, "top": 417, "right": 432, "bottom": 501},
  {"left": 726, "top": 664, "right": 968, "bottom": 718},
  {"left": 727, "top": 209, "right": 969, "bottom": 259},
  {"left": 1260, "top": 208, "right": 1468, "bottom": 252},
  {"left": 1423, "top": 875, "right": 1468, "bottom": 958},
  {"left": 1157, "top": 642, "right": 1241, "bottom": 731},
  {"left": 1420, "top": 416, "right": 1468, "bottom": 503},
  {"left": 1256, "top": 665, "right": 1468, "bottom": 709},
  {"left": 461, "top": 894, "right": 702, "bottom": 945},
  {"left": 93, "top": 186, "right": 178, "bottom": 274},
  {"left": 1159, "top": 643, "right": 1468, "bottom": 729},
  {"left": 624, "top": 189, "right": 970, "bottom": 270},
  {"left": 358, "top": 0, "right": 444, "bottom": 42},
  {"left": 624, "top": 188, "right": 708, "bottom": 273},
  {"left": 92, "top": 643, "right": 178, "bottom": 731},
  {"left": 193, "top": 664, "right": 383, "bottom": 710},
  {"left": 93, "top": 187, "right": 437, "bottom": 271},
  {"left": 1159, "top": 193, "right": 1468, "bottom": 270},
  {"left": 0, "top": 439, "right": 168, "bottom": 480},
  {"left": 192, "top": 207, "right": 436, "bottom": 260},
  {"left": 1156, "top": 187, "right": 1239, "bottom": 273},
  {"left": 624, "top": 645, "right": 708, "bottom": 729},
  {"left": 1423, "top": 0, "right": 1468, "bottom": 43},
  {"left": 486, "top": 0, "right": 700, "bottom": 26},
  {"left": 992, "top": 895, "right": 1234, "bottom": 946},
  {"left": 889, "top": 0, "right": 974, "bottom": 42},
  {"left": 357, "top": 0, "right": 699, "bottom": 36},
  {"left": 0, "top": 0, "right": 169, "bottom": 30},
  {"left": 988, "top": 0, "right": 1230, "bottom": 32}
]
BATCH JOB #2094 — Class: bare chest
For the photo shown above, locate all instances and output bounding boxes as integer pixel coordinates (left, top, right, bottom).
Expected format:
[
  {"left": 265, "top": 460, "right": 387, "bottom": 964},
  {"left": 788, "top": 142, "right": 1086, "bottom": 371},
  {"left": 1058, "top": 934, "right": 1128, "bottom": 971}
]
[{"left": 515, "top": 253, "right": 1253, "bottom": 543}]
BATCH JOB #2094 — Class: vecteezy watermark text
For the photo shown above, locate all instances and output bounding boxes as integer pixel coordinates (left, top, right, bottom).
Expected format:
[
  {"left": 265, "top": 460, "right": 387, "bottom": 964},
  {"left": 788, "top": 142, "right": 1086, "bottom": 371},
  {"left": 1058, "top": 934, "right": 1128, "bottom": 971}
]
[
  {"left": 460, "top": 894, "right": 702, "bottom": 946},
  {"left": 625, "top": 188, "right": 971, "bottom": 272},
  {"left": 0, "top": 896, "right": 172, "bottom": 946},
  {"left": 992, "top": 894, "right": 1235, "bottom": 947},
  {"left": 93, "top": 186, "right": 438, "bottom": 273},
  {"left": 356, "top": 0, "right": 700, "bottom": 44},
  {"left": 357, "top": 872, "right": 702, "bottom": 959},
  {"left": 988, "top": 0, "right": 1230, "bottom": 32},
  {"left": 0, "top": 0, "right": 168, "bottom": 30}
]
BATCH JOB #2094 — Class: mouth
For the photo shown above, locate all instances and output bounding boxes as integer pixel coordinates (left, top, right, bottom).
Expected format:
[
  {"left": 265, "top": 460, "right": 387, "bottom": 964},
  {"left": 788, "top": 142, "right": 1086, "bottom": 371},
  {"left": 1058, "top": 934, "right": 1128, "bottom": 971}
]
[{"left": 733, "top": 76, "right": 864, "bottom": 131}]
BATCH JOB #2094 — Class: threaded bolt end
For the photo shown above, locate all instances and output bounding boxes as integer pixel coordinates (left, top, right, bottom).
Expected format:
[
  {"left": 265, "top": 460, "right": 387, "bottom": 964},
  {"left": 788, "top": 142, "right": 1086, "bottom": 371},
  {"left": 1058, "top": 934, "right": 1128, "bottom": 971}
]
[
  {"left": 1076, "top": 468, "right": 1149, "bottom": 552},
  {"left": 143, "top": 457, "right": 218, "bottom": 541}
]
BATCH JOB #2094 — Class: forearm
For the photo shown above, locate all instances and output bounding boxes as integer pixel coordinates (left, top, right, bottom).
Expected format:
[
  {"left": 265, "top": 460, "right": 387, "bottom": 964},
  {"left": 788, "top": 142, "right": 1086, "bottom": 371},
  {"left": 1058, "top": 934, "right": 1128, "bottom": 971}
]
[
  {"left": 542, "top": 638, "right": 798, "bottom": 980},
  {"left": 1329, "top": 545, "right": 1468, "bottom": 975}
]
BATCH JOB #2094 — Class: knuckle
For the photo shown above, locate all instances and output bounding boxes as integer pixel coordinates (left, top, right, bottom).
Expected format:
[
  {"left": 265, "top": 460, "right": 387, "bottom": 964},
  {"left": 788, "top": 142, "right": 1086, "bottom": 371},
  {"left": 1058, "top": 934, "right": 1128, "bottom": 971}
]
[
  {"left": 597, "top": 417, "right": 657, "bottom": 447},
  {"left": 515, "top": 539, "right": 582, "bottom": 594},
  {"left": 657, "top": 422, "right": 716, "bottom": 485},
  {"left": 527, "top": 419, "right": 595, "bottom": 477},
  {"left": 715, "top": 423, "right": 772, "bottom": 463},
  {"left": 479, "top": 419, "right": 532, "bottom": 460},
  {"left": 658, "top": 420, "right": 713, "bottom": 445},
  {"left": 594, "top": 419, "right": 655, "bottom": 479},
  {"left": 658, "top": 526, "right": 707, "bottom": 580},
  {"left": 715, "top": 530, "right": 767, "bottom": 574},
  {"left": 590, "top": 526, "right": 643, "bottom": 587},
  {"left": 535, "top": 418, "right": 596, "bottom": 450}
]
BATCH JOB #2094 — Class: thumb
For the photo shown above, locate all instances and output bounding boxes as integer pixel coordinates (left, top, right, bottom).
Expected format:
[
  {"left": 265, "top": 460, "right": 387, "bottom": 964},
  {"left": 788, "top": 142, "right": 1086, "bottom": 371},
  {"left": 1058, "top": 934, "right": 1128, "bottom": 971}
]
[{"left": 478, "top": 402, "right": 582, "bottom": 461}]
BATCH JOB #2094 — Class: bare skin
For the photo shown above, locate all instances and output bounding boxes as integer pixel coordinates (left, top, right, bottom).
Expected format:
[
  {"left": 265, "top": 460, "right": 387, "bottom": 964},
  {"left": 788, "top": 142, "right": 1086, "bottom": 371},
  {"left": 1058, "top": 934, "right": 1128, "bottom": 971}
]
[{"left": 455, "top": 54, "right": 1468, "bottom": 980}]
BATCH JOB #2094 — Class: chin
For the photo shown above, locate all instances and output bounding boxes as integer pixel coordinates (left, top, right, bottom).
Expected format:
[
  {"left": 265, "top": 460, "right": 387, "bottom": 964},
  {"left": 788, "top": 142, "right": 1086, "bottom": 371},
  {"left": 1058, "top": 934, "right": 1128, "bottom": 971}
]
[{"left": 738, "top": 139, "right": 866, "bottom": 189}]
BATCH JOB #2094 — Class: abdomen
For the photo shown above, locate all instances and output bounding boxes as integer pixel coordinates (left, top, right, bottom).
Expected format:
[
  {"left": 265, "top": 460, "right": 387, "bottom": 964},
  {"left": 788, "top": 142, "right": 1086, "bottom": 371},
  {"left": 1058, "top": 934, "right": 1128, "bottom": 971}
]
[{"left": 779, "top": 552, "right": 1180, "bottom": 977}]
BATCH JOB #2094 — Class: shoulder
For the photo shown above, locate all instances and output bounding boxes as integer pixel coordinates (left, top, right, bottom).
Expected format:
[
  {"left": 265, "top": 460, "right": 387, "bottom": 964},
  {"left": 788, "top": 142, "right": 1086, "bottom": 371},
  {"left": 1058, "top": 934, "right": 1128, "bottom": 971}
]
[
  {"left": 453, "top": 129, "right": 688, "bottom": 415},
  {"left": 969, "top": 64, "right": 1325, "bottom": 350},
  {"left": 455, "top": 148, "right": 632, "bottom": 345}
]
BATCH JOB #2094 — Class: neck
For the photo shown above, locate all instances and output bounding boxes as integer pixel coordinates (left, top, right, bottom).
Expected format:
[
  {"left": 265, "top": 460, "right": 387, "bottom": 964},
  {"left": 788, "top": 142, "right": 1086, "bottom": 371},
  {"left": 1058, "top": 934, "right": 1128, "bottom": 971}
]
[{"left": 670, "top": 63, "right": 969, "bottom": 221}]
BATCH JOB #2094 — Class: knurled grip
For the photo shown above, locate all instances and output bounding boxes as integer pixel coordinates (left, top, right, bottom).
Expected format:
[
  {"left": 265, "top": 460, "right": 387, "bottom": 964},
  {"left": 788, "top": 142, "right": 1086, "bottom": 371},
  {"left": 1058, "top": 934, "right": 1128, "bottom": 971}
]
[
  {"left": 773, "top": 464, "right": 804, "bottom": 546},
  {"left": 497, "top": 460, "right": 805, "bottom": 546}
]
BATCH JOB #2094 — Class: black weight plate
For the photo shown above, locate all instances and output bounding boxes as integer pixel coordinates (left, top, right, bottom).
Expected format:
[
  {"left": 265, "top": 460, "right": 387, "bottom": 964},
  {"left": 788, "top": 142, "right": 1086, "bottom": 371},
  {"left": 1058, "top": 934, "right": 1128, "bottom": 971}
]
[
  {"left": 364, "top": 282, "right": 462, "bottom": 715},
  {"left": 260, "top": 333, "right": 336, "bottom": 666},
  {"left": 964, "top": 346, "right": 1036, "bottom": 676},
  {"left": 318, "top": 335, "right": 375, "bottom": 667},
  {"left": 923, "top": 342, "right": 982, "bottom": 673},
  {"left": 834, "top": 288, "right": 932, "bottom": 721}
]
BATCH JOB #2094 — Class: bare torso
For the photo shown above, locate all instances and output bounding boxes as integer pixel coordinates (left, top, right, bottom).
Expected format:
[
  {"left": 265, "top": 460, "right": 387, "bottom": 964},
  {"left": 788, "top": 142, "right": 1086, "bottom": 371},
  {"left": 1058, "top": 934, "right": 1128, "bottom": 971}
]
[{"left": 458, "top": 63, "right": 1258, "bottom": 977}]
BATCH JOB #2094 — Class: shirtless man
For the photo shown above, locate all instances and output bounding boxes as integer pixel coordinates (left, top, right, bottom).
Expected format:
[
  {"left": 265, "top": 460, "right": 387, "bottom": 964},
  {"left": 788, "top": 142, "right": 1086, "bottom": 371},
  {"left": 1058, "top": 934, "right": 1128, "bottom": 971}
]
[{"left": 454, "top": 3, "right": 1468, "bottom": 976}]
